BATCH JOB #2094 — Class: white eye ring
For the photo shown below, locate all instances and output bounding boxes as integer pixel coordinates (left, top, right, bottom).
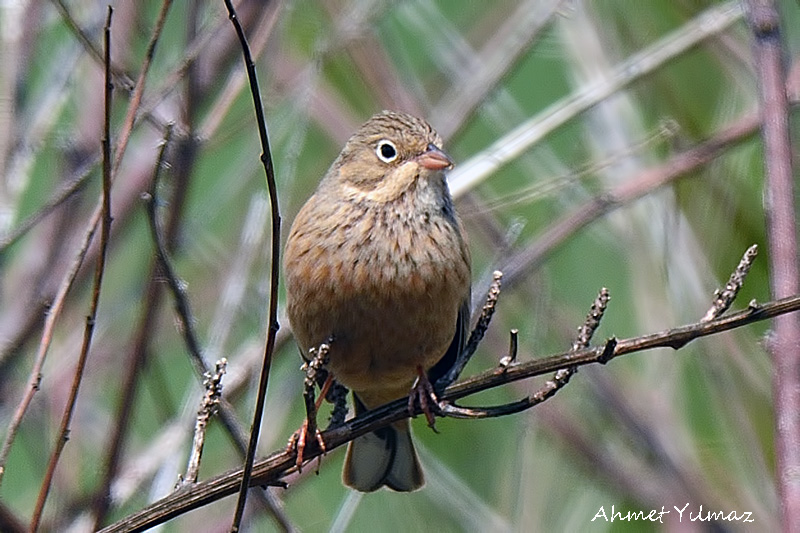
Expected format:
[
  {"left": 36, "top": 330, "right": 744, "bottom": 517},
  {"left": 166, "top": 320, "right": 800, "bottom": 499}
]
[{"left": 375, "top": 139, "right": 399, "bottom": 163}]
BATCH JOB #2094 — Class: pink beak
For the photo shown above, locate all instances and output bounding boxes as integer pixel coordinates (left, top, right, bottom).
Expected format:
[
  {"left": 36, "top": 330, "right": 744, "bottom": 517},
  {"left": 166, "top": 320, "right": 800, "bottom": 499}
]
[{"left": 417, "top": 143, "right": 454, "bottom": 170}]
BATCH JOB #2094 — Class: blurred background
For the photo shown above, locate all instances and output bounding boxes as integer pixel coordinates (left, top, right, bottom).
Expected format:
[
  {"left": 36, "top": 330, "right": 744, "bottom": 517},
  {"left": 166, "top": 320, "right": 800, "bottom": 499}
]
[{"left": 1, "top": 0, "right": 798, "bottom": 530}]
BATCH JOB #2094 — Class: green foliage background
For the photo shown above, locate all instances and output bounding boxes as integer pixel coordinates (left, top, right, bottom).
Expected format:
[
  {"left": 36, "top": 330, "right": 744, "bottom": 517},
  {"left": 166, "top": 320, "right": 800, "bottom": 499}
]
[{"left": 1, "top": 0, "right": 798, "bottom": 531}]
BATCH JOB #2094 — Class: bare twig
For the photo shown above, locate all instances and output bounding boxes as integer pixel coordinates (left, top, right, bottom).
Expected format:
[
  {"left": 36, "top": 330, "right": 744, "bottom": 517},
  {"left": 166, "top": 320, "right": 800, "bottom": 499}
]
[
  {"left": 745, "top": 0, "right": 800, "bottom": 528},
  {"left": 49, "top": 0, "right": 134, "bottom": 92},
  {"left": 142, "top": 126, "right": 291, "bottom": 528},
  {"left": 84, "top": 3, "right": 177, "bottom": 527},
  {"left": 447, "top": 1, "right": 744, "bottom": 198},
  {"left": 183, "top": 359, "right": 227, "bottom": 485},
  {"left": 100, "top": 289, "right": 800, "bottom": 532},
  {"left": 532, "top": 287, "right": 610, "bottom": 400},
  {"left": 443, "top": 287, "right": 610, "bottom": 419},
  {"left": 29, "top": 9, "right": 115, "bottom": 531},
  {"left": 436, "top": 271, "right": 503, "bottom": 388},
  {"left": 497, "top": 329, "right": 519, "bottom": 370},
  {"left": 573, "top": 288, "right": 610, "bottom": 349},
  {"left": 300, "top": 343, "right": 331, "bottom": 437},
  {"left": 111, "top": 0, "right": 173, "bottom": 179},
  {"left": 502, "top": 107, "right": 762, "bottom": 287},
  {"left": 287, "top": 343, "right": 331, "bottom": 470},
  {"left": 221, "top": 1, "right": 282, "bottom": 530},
  {"left": 0, "top": 171, "right": 101, "bottom": 484},
  {"left": 432, "top": 0, "right": 565, "bottom": 140},
  {"left": 702, "top": 244, "right": 759, "bottom": 322}
]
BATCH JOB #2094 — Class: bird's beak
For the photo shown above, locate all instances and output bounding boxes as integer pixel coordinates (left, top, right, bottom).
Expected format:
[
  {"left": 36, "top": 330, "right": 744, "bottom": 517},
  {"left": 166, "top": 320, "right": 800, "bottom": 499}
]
[{"left": 417, "top": 143, "right": 454, "bottom": 170}]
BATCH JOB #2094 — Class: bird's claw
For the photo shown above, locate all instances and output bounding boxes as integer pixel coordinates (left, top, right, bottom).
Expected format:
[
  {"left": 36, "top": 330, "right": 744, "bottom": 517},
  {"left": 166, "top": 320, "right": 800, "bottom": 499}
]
[
  {"left": 408, "top": 366, "right": 441, "bottom": 432},
  {"left": 287, "top": 418, "right": 327, "bottom": 471}
]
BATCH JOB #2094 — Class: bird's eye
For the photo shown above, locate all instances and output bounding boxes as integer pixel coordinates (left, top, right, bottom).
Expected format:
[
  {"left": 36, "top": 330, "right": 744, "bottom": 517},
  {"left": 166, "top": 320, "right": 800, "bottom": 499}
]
[{"left": 375, "top": 140, "right": 398, "bottom": 163}]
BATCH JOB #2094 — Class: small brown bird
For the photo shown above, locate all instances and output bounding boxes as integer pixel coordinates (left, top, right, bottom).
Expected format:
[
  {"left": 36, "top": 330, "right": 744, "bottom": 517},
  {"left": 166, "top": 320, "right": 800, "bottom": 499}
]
[{"left": 284, "top": 110, "right": 471, "bottom": 492}]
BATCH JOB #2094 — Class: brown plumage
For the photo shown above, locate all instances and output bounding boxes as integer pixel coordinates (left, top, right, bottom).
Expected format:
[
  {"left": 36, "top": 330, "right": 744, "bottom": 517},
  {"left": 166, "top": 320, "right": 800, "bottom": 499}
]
[{"left": 284, "top": 111, "right": 471, "bottom": 492}]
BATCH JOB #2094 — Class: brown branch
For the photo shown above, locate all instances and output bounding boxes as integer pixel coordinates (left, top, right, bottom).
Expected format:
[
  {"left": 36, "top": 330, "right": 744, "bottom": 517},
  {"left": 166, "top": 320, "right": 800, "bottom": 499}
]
[
  {"left": 49, "top": 0, "right": 134, "bottom": 92},
  {"left": 0, "top": 156, "right": 95, "bottom": 254},
  {"left": 89, "top": 4, "right": 178, "bottom": 527},
  {"left": 745, "top": 0, "right": 800, "bottom": 527},
  {"left": 436, "top": 270, "right": 503, "bottom": 388},
  {"left": 183, "top": 359, "right": 227, "bottom": 486},
  {"left": 100, "top": 290, "right": 800, "bottom": 532},
  {"left": 29, "top": 8, "right": 115, "bottom": 531},
  {"left": 111, "top": 0, "right": 173, "bottom": 178},
  {"left": 502, "top": 107, "right": 763, "bottom": 287},
  {"left": 702, "top": 244, "right": 758, "bottom": 322},
  {"left": 441, "top": 287, "right": 610, "bottom": 419},
  {"left": 222, "top": 1, "right": 282, "bottom": 530},
  {"left": 141, "top": 132, "right": 291, "bottom": 528}
]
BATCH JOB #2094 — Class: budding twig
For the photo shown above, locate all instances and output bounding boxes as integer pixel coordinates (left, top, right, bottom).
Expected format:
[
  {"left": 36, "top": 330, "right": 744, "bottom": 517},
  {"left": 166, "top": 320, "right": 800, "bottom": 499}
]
[
  {"left": 497, "top": 329, "right": 519, "bottom": 370},
  {"left": 702, "top": 244, "right": 758, "bottom": 322},
  {"left": 442, "top": 288, "right": 611, "bottom": 419},
  {"left": 437, "top": 270, "right": 503, "bottom": 388},
  {"left": 183, "top": 359, "right": 227, "bottom": 485}
]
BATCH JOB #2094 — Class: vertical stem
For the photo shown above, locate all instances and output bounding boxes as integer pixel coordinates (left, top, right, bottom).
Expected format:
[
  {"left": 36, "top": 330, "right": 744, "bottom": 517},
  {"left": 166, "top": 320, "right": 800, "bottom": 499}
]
[
  {"left": 222, "top": 1, "right": 281, "bottom": 530},
  {"left": 30, "top": 6, "right": 114, "bottom": 531},
  {"left": 746, "top": 1, "right": 800, "bottom": 529}
]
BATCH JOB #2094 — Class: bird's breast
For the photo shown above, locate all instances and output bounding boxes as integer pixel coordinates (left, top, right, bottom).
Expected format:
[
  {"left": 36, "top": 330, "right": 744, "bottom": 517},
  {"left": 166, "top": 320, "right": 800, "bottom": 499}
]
[{"left": 284, "top": 192, "right": 470, "bottom": 394}]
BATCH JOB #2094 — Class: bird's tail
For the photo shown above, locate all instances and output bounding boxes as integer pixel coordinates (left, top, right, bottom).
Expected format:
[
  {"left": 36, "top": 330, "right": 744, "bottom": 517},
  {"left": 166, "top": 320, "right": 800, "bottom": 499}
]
[{"left": 342, "top": 395, "right": 424, "bottom": 492}]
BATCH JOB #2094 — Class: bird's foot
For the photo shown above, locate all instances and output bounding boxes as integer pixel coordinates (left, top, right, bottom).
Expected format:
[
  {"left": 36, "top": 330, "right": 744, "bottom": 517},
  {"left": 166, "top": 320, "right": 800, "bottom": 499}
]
[
  {"left": 287, "top": 418, "right": 327, "bottom": 471},
  {"left": 408, "top": 366, "right": 441, "bottom": 433}
]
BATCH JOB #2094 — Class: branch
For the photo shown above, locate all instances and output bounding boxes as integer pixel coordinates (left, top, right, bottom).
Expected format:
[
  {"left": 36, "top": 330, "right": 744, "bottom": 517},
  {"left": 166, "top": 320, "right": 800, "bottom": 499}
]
[
  {"left": 142, "top": 126, "right": 291, "bottom": 528},
  {"left": 440, "top": 287, "right": 610, "bottom": 419},
  {"left": 29, "top": 8, "right": 115, "bottom": 530},
  {"left": 436, "top": 271, "right": 503, "bottom": 388},
  {"left": 182, "top": 359, "right": 227, "bottom": 485},
  {"left": 100, "top": 289, "right": 800, "bottom": 532},
  {"left": 447, "top": 0, "right": 744, "bottom": 197},
  {"left": 746, "top": 0, "right": 800, "bottom": 527},
  {"left": 702, "top": 244, "right": 758, "bottom": 322},
  {"left": 221, "top": 1, "right": 282, "bottom": 530}
]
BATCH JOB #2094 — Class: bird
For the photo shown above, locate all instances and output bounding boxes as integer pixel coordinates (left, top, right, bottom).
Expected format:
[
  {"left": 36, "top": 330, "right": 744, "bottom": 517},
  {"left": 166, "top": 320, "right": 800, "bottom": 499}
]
[{"left": 284, "top": 110, "right": 471, "bottom": 492}]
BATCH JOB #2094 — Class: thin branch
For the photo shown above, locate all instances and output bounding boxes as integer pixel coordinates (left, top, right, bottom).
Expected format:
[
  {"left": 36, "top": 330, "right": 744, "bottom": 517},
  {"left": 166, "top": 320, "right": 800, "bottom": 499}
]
[
  {"left": 29, "top": 11, "right": 115, "bottom": 529},
  {"left": 49, "top": 0, "right": 134, "bottom": 92},
  {"left": 86, "top": 5, "right": 182, "bottom": 527},
  {"left": 702, "top": 244, "right": 759, "bottom": 322},
  {"left": 111, "top": 0, "right": 173, "bottom": 178},
  {"left": 100, "top": 288, "right": 800, "bottom": 532},
  {"left": 745, "top": 0, "right": 800, "bottom": 527},
  {"left": 436, "top": 270, "right": 503, "bottom": 388},
  {"left": 447, "top": 0, "right": 744, "bottom": 198},
  {"left": 431, "top": 0, "right": 565, "bottom": 140},
  {"left": 441, "top": 287, "right": 610, "bottom": 419},
  {"left": 288, "top": 343, "right": 332, "bottom": 470},
  {"left": 497, "top": 329, "right": 519, "bottom": 370},
  {"left": 221, "top": 1, "right": 282, "bottom": 530},
  {"left": 182, "top": 359, "right": 227, "bottom": 486},
  {"left": 502, "top": 106, "right": 762, "bottom": 287},
  {"left": 141, "top": 126, "right": 292, "bottom": 528},
  {"left": 0, "top": 179, "right": 100, "bottom": 485}
]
